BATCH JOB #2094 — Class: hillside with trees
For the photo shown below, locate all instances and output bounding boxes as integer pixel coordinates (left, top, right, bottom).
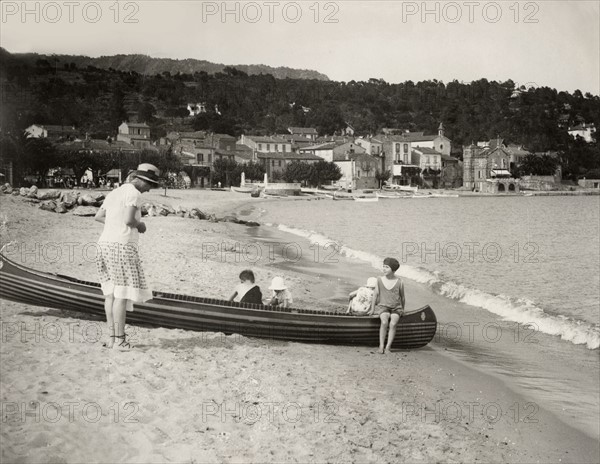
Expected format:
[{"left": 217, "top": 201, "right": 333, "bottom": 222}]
[{"left": 1, "top": 48, "right": 598, "bottom": 180}]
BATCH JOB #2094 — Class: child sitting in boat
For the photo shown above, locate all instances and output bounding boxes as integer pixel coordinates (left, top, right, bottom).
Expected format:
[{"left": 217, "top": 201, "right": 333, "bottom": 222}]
[
  {"left": 346, "top": 277, "right": 377, "bottom": 315},
  {"left": 268, "top": 276, "right": 293, "bottom": 308},
  {"left": 228, "top": 269, "right": 263, "bottom": 305},
  {"left": 368, "top": 257, "right": 405, "bottom": 354}
]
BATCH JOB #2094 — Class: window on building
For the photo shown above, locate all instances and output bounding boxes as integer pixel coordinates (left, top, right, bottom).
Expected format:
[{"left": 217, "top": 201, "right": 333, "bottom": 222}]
[
  {"left": 258, "top": 144, "right": 263, "bottom": 151},
  {"left": 440, "top": 144, "right": 444, "bottom": 150},
  {"left": 278, "top": 160, "right": 282, "bottom": 167},
  {"left": 208, "top": 154, "right": 212, "bottom": 162},
  {"left": 403, "top": 144, "right": 408, "bottom": 153},
  {"left": 404, "top": 154, "right": 408, "bottom": 164},
  {"left": 267, "top": 144, "right": 270, "bottom": 151},
  {"left": 198, "top": 154, "right": 204, "bottom": 163},
  {"left": 357, "top": 170, "right": 361, "bottom": 178},
  {"left": 395, "top": 143, "right": 400, "bottom": 153}
]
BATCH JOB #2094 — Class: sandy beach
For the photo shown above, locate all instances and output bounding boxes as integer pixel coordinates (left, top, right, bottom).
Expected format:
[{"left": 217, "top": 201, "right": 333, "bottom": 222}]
[{"left": 1, "top": 189, "right": 598, "bottom": 464}]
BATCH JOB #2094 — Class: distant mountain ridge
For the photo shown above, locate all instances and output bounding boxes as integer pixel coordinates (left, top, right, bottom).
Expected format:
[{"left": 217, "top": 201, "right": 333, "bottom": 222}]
[{"left": 4, "top": 49, "right": 330, "bottom": 80}]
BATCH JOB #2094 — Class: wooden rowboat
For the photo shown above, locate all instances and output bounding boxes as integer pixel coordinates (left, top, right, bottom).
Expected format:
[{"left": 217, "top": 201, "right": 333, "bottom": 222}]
[
  {"left": 230, "top": 186, "right": 255, "bottom": 194},
  {"left": 0, "top": 254, "right": 437, "bottom": 349},
  {"left": 375, "top": 191, "right": 400, "bottom": 199}
]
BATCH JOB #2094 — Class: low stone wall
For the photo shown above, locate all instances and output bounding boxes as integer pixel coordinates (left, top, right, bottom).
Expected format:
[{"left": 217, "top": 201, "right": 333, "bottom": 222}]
[
  {"left": 264, "top": 183, "right": 301, "bottom": 196},
  {"left": 578, "top": 179, "right": 600, "bottom": 189},
  {"left": 520, "top": 176, "right": 557, "bottom": 191}
]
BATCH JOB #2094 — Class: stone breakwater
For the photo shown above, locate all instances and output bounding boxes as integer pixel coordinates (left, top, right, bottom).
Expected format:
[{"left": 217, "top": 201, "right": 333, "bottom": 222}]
[{"left": 0, "top": 184, "right": 260, "bottom": 226}]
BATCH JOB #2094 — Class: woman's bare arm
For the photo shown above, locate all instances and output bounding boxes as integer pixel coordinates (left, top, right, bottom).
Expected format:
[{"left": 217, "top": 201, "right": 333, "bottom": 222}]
[{"left": 94, "top": 208, "right": 106, "bottom": 224}]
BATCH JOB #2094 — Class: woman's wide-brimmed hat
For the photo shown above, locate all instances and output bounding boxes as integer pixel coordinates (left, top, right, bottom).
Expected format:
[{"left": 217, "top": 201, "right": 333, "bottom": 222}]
[
  {"left": 269, "top": 276, "right": 287, "bottom": 290},
  {"left": 133, "top": 163, "right": 160, "bottom": 185},
  {"left": 366, "top": 277, "right": 378, "bottom": 288}
]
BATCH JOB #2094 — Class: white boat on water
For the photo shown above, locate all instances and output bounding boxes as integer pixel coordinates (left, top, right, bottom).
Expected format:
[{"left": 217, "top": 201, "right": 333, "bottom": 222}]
[
  {"left": 384, "top": 184, "right": 418, "bottom": 193},
  {"left": 375, "top": 191, "right": 400, "bottom": 199},
  {"left": 354, "top": 196, "right": 379, "bottom": 202},
  {"left": 411, "top": 193, "right": 459, "bottom": 198},
  {"left": 230, "top": 186, "right": 255, "bottom": 194}
]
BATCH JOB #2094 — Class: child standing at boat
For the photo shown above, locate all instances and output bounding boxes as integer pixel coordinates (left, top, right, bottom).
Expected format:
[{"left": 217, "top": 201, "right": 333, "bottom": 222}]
[
  {"left": 229, "top": 269, "right": 263, "bottom": 304},
  {"left": 369, "top": 257, "right": 405, "bottom": 354},
  {"left": 94, "top": 163, "right": 159, "bottom": 350},
  {"left": 347, "top": 277, "right": 377, "bottom": 315},
  {"left": 268, "top": 276, "right": 293, "bottom": 308}
]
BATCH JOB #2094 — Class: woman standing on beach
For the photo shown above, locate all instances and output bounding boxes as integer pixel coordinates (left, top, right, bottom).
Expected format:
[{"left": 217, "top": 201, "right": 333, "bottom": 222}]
[{"left": 94, "top": 163, "right": 160, "bottom": 349}]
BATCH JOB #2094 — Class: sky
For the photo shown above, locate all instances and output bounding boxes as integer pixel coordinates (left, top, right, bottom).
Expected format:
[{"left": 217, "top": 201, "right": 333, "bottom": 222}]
[{"left": 1, "top": 1, "right": 599, "bottom": 94}]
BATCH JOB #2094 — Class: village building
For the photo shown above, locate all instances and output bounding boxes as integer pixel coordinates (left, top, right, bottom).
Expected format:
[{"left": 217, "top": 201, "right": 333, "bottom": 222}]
[
  {"left": 257, "top": 151, "right": 322, "bottom": 178},
  {"left": 377, "top": 123, "right": 452, "bottom": 187},
  {"left": 340, "top": 123, "right": 355, "bottom": 137},
  {"left": 462, "top": 141, "right": 520, "bottom": 193},
  {"left": 25, "top": 124, "right": 78, "bottom": 140},
  {"left": 440, "top": 154, "right": 462, "bottom": 188},
  {"left": 239, "top": 135, "right": 292, "bottom": 154},
  {"left": 187, "top": 102, "right": 206, "bottom": 116},
  {"left": 287, "top": 127, "right": 318, "bottom": 141},
  {"left": 411, "top": 147, "right": 442, "bottom": 172},
  {"left": 379, "top": 134, "right": 419, "bottom": 186},
  {"left": 333, "top": 152, "right": 380, "bottom": 190},
  {"left": 406, "top": 123, "right": 451, "bottom": 156},
  {"left": 298, "top": 142, "right": 337, "bottom": 161},
  {"left": 355, "top": 137, "right": 384, "bottom": 156},
  {"left": 578, "top": 178, "right": 600, "bottom": 189},
  {"left": 568, "top": 123, "right": 596, "bottom": 143},
  {"left": 117, "top": 122, "right": 152, "bottom": 148},
  {"left": 173, "top": 133, "right": 248, "bottom": 187},
  {"left": 300, "top": 141, "right": 366, "bottom": 162},
  {"left": 277, "top": 134, "right": 315, "bottom": 151}
]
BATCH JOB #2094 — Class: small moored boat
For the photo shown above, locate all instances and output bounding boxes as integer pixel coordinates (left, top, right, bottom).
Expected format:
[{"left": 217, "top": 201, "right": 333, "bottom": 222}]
[{"left": 230, "top": 186, "right": 255, "bottom": 194}]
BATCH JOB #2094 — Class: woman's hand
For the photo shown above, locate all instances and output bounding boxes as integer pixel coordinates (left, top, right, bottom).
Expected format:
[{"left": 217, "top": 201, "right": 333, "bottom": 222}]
[{"left": 137, "top": 222, "right": 147, "bottom": 233}]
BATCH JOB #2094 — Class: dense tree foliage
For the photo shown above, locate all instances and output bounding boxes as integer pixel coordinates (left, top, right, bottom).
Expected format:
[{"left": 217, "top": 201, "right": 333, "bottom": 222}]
[
  {"left": 517, "top": 154, "right": 560, "bottom": 176},
  {"left": 212, "top": 159, "right": 266, "bottom": 187},
  {"left": 0, "top": 131, "right": 183, "bottom": 187},
  {"left": 1, "top": 51, "right": 598, "bottom": 179},
  {"left": 283, "top": 161, "right": 312, "bottom": 184}
]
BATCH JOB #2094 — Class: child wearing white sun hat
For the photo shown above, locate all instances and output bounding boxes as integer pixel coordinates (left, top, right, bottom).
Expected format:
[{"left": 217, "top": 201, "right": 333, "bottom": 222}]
[
  {"left": 346, "top": 277, "right": 377, "bottom": 315},
  {"left": 268, "top": 276, "right": 293, "bottom": 308}
]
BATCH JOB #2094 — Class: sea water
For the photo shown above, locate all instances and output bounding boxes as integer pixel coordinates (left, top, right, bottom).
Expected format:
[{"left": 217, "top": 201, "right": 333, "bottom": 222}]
[{"left": 239, "top": 195, "right": 600, "bottom": 440}]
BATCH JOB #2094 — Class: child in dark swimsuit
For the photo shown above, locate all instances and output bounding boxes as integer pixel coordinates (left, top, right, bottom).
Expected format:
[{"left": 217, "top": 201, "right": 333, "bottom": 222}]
[
  {"left": 368, "top": 257, "right": 405, "bottom": 354},
  {"left": 228, "top": 269, "right": 263, "bottom": 304}
]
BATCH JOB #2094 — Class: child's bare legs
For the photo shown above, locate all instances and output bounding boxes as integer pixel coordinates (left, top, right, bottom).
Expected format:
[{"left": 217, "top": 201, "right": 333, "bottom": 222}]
[
  {"left": 103, "top": 295, "right": 115, "bottom": 348},
  {"left": 378, "top": 313, "right": 390, "bottom": 353},
  {"left": 384, "top": 313, "right": 401, "bottom": 353}
]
